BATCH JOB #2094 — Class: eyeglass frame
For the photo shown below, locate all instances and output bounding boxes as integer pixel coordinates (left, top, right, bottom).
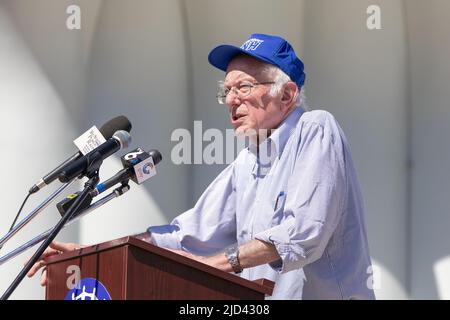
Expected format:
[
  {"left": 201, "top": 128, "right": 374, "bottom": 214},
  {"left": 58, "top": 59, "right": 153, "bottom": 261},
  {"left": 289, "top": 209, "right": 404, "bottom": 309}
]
[{"left": 216, "top": 80, "right": 276, "bottom": 104}]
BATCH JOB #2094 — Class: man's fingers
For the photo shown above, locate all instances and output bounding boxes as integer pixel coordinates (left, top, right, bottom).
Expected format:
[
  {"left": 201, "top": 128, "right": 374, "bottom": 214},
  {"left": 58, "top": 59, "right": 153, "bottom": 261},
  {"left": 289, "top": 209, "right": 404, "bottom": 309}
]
[
  {"left": 25, "top": 241, "right": 82, "bottom": 279},
  {"left": 168, "top": 249, "right": 195, "bottom": 259},
  {"left": 26, "top": 241, "right": 82, "bottom": 279},
  {"left": 40, "top": 268, "right": 47, "bottom": 287},
  {"left": 41, "top": 248, "right": 62, "bottom": 260},
  {"left": 27, "top": 260, "right": 46, "bottom": 278},
  {"left": 23, "top": 247, "right": 58, "bottom": 267},
  {"left": 49, "top": 241, "right": 76, "bottom": 252}
]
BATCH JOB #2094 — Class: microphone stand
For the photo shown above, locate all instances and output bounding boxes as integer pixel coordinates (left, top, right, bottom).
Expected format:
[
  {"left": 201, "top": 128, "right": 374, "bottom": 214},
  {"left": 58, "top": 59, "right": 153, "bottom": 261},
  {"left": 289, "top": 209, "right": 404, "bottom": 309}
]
[
  {"left": 0, "top": 183, "right": 130, "bottom": 266},
  {"left": 1, "top": 154, "right": 103, "bottom": 300}
]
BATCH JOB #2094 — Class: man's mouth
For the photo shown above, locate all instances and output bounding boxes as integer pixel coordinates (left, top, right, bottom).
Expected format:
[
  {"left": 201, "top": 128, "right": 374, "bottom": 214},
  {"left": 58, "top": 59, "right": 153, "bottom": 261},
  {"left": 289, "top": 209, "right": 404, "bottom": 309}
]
[{"left": 232, "top": 114, "right": 247, "bottom": 122}]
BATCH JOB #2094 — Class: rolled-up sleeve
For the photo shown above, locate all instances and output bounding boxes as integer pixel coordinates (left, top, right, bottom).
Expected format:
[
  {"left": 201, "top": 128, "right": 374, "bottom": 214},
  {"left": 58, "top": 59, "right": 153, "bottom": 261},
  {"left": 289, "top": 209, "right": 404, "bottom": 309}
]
[
  {"left": 148, "top": 162, "right": 237, "bottom": 256},
  {"left": 146, "top": 224, "right": 183, "bottom": 250},
  {"left": 255, "top": 119, "right": 346, "bottom": 273}
]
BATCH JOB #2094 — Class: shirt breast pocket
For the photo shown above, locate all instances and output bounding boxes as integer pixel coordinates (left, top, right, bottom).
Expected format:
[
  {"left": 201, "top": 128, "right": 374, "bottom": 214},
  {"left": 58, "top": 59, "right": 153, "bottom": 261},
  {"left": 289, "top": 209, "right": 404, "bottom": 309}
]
[
  {"left": 271, "top": 191, "right": 287, "bottom": 225},
  {"left": 252, "top": 192, "right": 287, "bottom": 235}
]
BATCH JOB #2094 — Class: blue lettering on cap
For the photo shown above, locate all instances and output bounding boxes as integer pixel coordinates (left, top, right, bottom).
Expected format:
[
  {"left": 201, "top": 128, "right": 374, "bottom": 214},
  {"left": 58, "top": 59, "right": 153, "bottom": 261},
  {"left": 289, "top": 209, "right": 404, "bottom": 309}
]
[{"left": 241, "top": 38, "right": 264, "bottom": 51}]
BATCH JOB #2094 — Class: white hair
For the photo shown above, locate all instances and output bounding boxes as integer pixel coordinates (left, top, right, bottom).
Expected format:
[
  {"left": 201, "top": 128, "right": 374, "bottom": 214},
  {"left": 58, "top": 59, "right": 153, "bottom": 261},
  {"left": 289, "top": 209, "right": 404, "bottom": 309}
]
[{"left": 261, "top": 63, "right": 309, "bottom": 111}]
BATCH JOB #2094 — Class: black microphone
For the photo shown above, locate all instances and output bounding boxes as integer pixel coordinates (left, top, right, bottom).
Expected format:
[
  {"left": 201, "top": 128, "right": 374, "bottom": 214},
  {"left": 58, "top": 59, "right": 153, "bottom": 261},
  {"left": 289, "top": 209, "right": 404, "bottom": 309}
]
[
  {"left": 58, "top": 130, "right": 132, "bottom": 183},
  {"left": 92, "top": 148, "right": 162, "bottom": 196},
  {"left": 56, "top": 148, "right": 162, "bottom": 216},
  {"left": 29, "top": 116, "right": 132, "bottom": 194}
]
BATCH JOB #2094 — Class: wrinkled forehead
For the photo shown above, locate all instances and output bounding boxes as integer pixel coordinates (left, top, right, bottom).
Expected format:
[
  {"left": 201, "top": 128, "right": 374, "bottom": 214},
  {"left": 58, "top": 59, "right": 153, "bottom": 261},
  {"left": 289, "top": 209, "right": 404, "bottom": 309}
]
[{"left": 224, "top": 55, "right": 269, "bottom": 83}]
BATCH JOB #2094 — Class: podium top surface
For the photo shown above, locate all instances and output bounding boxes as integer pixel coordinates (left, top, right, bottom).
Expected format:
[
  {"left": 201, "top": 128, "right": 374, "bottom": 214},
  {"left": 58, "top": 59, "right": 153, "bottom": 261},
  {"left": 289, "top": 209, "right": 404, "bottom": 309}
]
[{"left": 46, "top": 236, "right": 274, "bottom": 296}]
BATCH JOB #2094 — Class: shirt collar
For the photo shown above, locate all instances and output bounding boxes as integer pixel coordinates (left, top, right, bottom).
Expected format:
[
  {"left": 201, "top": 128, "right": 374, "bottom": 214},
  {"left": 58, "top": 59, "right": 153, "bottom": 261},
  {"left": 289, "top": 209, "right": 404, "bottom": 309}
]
[
  {"left": 249, "top": 107, "right": 304, "bottom": 158},
  {"left": 269, "top": 107, "right": 305, "bottom": 157},
  {"left": 248, "top": 107, "right": 305, "bottom": 177}
]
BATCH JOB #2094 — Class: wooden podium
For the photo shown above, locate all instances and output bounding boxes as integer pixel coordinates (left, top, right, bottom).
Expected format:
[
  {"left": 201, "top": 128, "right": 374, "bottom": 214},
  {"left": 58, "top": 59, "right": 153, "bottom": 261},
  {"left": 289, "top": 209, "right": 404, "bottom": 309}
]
[{"left": 45, "top": 236, "right": 274, "bottom": 300}]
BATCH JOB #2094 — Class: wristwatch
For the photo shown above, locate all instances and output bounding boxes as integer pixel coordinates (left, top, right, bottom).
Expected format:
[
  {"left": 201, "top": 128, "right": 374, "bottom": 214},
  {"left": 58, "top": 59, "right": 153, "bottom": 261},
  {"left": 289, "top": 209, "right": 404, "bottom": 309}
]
[{"left": 224, "top": 245, "right": 243, "bottom": 274}]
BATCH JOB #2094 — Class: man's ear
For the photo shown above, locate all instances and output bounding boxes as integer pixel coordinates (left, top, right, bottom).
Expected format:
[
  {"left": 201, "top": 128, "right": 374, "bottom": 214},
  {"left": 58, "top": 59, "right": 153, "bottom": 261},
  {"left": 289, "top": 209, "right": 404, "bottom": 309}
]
[{"left": 280, "top": 82, "right": 298, "bottom": 111}]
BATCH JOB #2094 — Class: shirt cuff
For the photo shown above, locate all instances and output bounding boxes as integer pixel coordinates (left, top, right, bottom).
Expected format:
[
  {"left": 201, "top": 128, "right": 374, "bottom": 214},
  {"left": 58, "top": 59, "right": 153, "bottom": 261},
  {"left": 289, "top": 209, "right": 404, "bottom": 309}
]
[
  {"left": 147, "top": 224, "right": 182, "bottom": 250},
  {"left": 254, "top": 223, "right": 307, "bottom": 274}
]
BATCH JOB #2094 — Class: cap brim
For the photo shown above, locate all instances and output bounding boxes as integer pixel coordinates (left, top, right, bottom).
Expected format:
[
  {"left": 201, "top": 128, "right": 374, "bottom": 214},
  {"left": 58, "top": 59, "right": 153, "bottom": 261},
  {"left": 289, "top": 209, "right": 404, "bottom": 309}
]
[{"left": 208, "top": 44, "right": 275, "bottom": 72}]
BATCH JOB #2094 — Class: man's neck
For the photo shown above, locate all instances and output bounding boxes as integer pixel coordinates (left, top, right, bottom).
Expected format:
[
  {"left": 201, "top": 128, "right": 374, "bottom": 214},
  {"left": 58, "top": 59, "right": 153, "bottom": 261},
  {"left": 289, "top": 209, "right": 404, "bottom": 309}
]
[{"left": 255, "top": 107, "right": 296, "bottom": 145}]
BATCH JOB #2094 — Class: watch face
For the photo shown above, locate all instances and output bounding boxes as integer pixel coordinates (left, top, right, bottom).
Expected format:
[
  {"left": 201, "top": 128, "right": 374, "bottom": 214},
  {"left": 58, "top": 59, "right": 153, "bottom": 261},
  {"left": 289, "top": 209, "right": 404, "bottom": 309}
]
[
  {"left": 225, "top": 246, "right": 242, "bottom": 273},
  {"left": 225, "top": 246, "right": 237, "bottom": 256}
]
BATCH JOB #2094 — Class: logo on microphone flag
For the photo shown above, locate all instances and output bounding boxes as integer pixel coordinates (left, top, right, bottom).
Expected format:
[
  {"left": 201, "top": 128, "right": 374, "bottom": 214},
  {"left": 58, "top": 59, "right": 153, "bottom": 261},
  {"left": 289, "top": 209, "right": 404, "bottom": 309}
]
[{"left": 134, "top": 157, "right": 156, "bottom": 184}]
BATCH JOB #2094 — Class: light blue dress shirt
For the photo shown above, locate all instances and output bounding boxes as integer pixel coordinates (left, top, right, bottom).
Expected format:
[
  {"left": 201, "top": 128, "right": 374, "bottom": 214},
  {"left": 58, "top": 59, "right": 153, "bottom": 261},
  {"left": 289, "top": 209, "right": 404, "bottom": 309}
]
[{"left": 148, "top": 107, "right": 375, "bottom": 300}]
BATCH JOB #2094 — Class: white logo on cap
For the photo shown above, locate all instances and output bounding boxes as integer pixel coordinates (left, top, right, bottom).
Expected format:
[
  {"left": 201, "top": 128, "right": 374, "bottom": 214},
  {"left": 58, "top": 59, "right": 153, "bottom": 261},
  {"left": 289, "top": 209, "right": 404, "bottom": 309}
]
[{"left": 241, "top": 39, "right": 264, "bottom": 51}]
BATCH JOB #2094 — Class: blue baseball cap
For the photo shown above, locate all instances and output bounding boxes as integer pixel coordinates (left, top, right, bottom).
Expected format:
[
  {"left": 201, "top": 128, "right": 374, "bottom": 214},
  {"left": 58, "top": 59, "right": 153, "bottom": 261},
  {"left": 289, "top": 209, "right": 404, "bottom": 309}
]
[{"left": 208, "top": 33, "right": 306, "bottom": 88}]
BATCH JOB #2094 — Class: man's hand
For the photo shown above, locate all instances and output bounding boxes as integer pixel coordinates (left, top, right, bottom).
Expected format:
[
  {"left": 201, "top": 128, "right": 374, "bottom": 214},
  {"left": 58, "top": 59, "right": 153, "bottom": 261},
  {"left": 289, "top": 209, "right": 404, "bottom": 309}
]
[
  {"left": 133, "top": 232, "right": 153, "bottom": 243},
  {"left": 168, "top": 249, "right": 210, "bottom": 264},
  {"left": 26, "top": 241, "right": 83, "bottom": 286},
  {"left": 167, "top": 249, "right": 227, "bottom": 270}
]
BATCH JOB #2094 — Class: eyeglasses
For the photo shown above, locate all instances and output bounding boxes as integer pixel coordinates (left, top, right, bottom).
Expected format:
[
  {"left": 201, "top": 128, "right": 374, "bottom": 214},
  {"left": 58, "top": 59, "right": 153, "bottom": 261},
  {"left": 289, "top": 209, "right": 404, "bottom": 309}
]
[{"left": 216, "top": 80, "right": 276, "bottom": 104}]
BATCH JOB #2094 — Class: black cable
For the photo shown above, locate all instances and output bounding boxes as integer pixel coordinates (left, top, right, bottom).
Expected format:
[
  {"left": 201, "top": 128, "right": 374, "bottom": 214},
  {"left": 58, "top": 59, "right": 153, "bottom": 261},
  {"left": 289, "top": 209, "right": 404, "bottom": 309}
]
[
  {"left": 0, "top": 192, "right": 32, "bottom": 252},
  {"left": 1, "top": 174, "right": 99, "bottom": 300}
]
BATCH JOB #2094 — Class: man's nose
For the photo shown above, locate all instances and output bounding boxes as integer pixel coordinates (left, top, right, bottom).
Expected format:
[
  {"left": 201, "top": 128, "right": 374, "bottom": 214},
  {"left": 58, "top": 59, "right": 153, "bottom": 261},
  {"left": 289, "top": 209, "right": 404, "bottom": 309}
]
[{"left": 226, "top": 91, "right": 241, "bottom": 109}]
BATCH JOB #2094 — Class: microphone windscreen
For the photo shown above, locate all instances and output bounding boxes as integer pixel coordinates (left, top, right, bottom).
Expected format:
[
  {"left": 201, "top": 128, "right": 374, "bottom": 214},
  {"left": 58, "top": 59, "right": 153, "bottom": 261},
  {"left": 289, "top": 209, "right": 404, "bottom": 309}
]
[
  {"left": 149, "top": 149, "right": 162, "bottom": 165},
  {"left": 100, "top": 116, "right": 132, "bottom": 138},
  {"left": 113, "top": 130, "right": 132, "bottom": 149}
]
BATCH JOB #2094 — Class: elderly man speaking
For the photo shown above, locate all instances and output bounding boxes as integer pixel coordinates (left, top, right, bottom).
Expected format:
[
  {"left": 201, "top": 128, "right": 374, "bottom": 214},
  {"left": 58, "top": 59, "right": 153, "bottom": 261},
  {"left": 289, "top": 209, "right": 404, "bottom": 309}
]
[{"left": 28, "top": 33, "right": 375, "bottom": 300}]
